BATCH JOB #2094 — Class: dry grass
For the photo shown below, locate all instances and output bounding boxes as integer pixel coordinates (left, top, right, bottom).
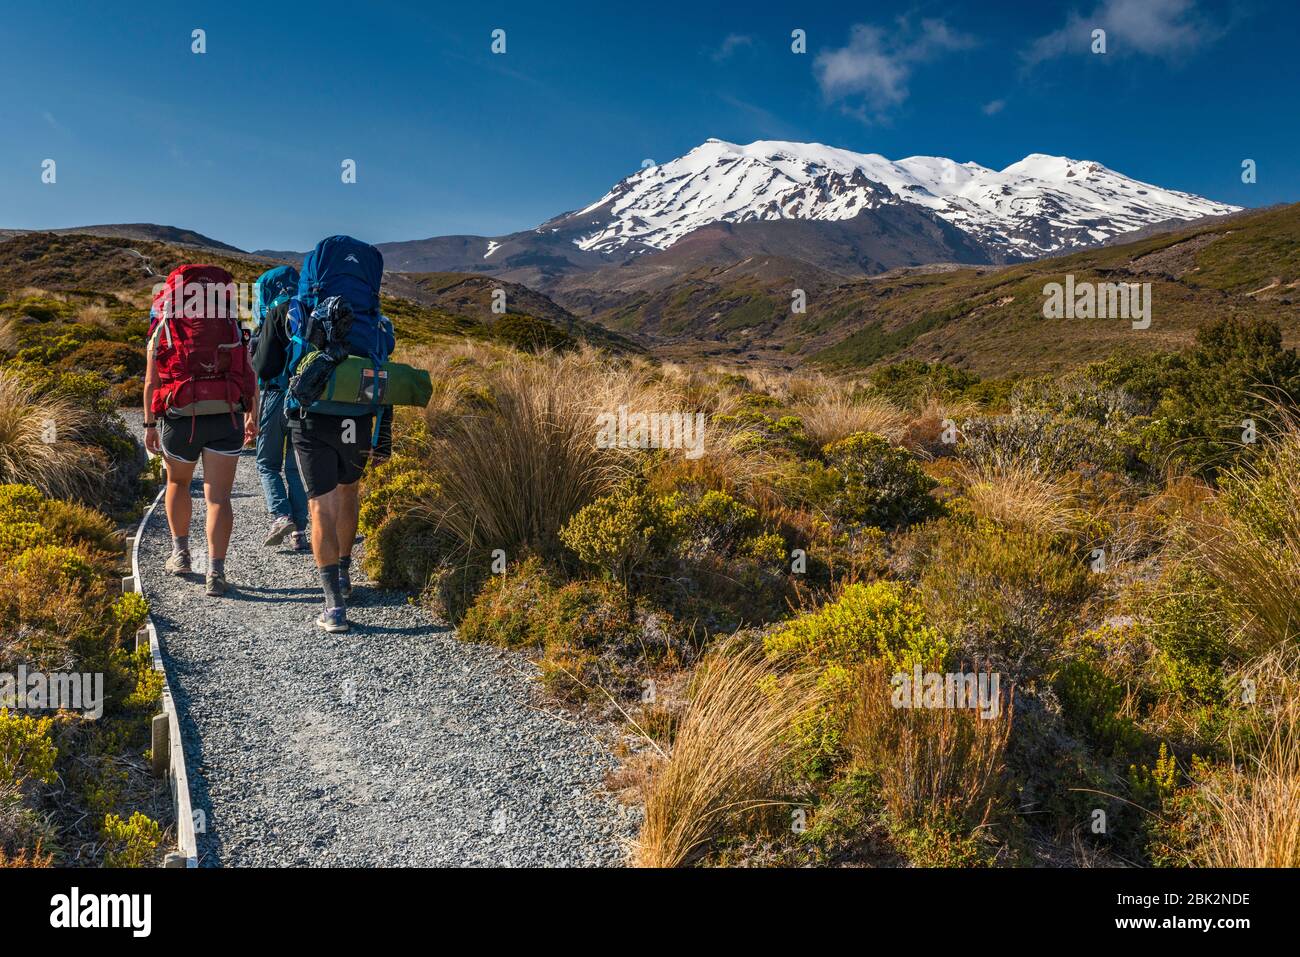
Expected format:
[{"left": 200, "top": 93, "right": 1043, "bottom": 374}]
[
  {"left": 0, "top": 317, "right": 18, "bottom": 356},
  {"left": 1195, "top": 692, "right": 1300, "bottom": 867},
  {"left": 635, "top": 641, "right": 819, "bottom": 867},
  {"left": 795, "top": 390, "right": 910, "bottom": 446},
  {"left": 0, "top": 368, "right": 98, "bottom": 500},
  {"left": 76, "top": 302, "right": 112, "bottom": 328},
  {"left": 846, "top": 658, "right": 1012, "bottom": 831},
  {"left": 957, "top": 458, "right": 1084, "bottom": 537},
  {"left": 413, "top": 346, "right": 662, "bottom": 557},
  {"left": 1193, "top": 415, "right": 1300, "bottom": 656}
]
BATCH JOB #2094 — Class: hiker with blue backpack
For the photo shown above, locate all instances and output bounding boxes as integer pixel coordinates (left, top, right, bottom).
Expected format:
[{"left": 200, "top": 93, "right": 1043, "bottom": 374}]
[
  {"left": 250, "top": 265, "right": 310, "bottom": 551},
  {"left": 256, "top": 236, "right": 430, "bottom": 634}
]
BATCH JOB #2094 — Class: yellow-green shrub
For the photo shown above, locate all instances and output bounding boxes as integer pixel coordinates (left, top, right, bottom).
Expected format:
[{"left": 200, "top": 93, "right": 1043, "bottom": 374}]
[
  {"left": 765, "top": 581, "right": 948, "bottom": 776},
  {"left": 458, "top": 556, "right": 557, "bottom": 648},
  {"left": 101, "top": 812, "right": 162, "bottom": 868}
]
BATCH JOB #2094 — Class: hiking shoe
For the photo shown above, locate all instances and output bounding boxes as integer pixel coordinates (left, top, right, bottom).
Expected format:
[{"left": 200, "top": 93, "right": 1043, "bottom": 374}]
[
  {"left": 164, "top": 551, "right": 191, "bottom": 575},
  {"left": 316, "top": 607, "right": 349, "bottom": 634},
  {"left": 264, "top": 515, "right": 295, "bottom": 547},
  {"left": 205, "top": 571, "right": 228, "bottom": 597},
  {"left": 292, "top": 531, "right": 310, "bottom": 552}
]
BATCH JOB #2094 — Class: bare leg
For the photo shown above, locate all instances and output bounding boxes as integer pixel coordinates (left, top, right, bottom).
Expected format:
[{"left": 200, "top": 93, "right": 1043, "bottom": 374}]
[
  {"left": 334, "top": 481, "right": 360, "bottom": 562},
  {"left": 163, "top": 455, "right": 197, "bottom": 540},
  {"left": 308, "top": 489, "right": 341, "bottom": 567},
  {"left": 201, "top": 450, "right": 240, "bottom": 561}
]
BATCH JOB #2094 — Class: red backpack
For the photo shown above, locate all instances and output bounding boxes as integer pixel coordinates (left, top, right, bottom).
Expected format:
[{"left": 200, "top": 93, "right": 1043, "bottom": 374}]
[{"left": 150, "top": 265, "right": 255, "bottom": 418}]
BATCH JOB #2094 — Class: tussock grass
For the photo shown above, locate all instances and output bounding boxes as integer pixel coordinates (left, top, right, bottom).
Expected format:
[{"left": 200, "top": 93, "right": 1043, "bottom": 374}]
[
  {"left": 0, "top": 368, "right": 98, "bottom": 499},
  {"left": 1195, "top": 681, "right": 1300, "bottom": 867},
  {"left": 957, "top": 458, "right": 1084, "bottom": 537},
  {"left": 795, "top": 390, "right": 910, "bottom": 446},
  {"left": 0, "top": 318, "right": 18, "bottom": 356},
  {"left": 415, "top": 346, "right": 660, "bottom": 557},
  {"left": 635, "top": 642, "right": 819, "bottom": 867},
  {"left": 1193, "top": 410, "right": 1300, "bottom": 656}
]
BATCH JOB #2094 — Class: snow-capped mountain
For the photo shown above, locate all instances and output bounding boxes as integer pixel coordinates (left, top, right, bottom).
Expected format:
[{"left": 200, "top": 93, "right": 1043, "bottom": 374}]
[{"left": 549, "top": 139, "right": 1239, "bottom": 260}]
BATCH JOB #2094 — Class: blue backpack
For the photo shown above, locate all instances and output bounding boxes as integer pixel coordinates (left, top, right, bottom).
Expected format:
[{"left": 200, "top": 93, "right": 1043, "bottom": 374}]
[
  {"left": 284, "top": 237, "right": 394, "bottom": 439},
  {"left": 252, "top": 266, "right": 300, "bottom": 388},
  {"left": 253, "top": 265, "right": 299, "bottom": 327}
]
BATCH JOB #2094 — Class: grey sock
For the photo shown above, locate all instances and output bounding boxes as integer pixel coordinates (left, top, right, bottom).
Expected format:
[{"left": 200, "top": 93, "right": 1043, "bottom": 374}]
[
  {"left": 173, "top": 535, "right": 189, "bottom": 555},
  {"left": 320, "top": 564, "right": 344, "bottom": 609},
  {"left": 210, "top": 558, "right": 226, "bottom": 576}
]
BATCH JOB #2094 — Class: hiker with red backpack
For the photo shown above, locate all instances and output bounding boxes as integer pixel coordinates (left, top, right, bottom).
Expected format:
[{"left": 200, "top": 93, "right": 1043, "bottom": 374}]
[{"left": 143, "top": 265, "right": 258, "bottom": 597}]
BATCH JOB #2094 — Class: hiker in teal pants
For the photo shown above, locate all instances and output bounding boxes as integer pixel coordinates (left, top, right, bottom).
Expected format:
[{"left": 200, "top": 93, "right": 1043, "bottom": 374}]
[{"left": 250, "top": 266, "right": 309, "bottom": 550}]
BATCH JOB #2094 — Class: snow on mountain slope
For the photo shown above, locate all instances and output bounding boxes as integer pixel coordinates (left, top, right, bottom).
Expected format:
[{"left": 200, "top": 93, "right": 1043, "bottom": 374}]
[{"left": 560, "top": 139, "right": 1238, "bottom": 260}]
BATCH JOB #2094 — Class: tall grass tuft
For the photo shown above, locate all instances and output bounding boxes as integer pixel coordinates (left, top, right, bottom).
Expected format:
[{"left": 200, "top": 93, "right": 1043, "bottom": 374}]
[
  {"left": 0, "top": 368, "right": 98, "bottom": 500},
  {"left": 1195, "top": 684, "right": 1300, "bottom": 867},
  {"left": 957, "top": 458, "right": 1084, "bottom": 537},
  {"left": 1193, "top": 407, "right": 1300, "bottom": 656},
  {"left": 635, "top": 642, "right": 819, "bottom": 867},
  {"left": 417, "top": 347, "right": 658, "bottom": 558},
  {"left": 795, "top": 389, "right": 909, "bottom": 447}
]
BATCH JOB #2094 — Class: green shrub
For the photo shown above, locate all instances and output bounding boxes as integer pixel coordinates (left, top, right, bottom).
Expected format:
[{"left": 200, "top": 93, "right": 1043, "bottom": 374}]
[
  {"left": 559, "top": 484, "right": 654, "bottom": 590},
  {"left": 915, "top": 521, "right": 1096, "bottom": 679},
  {"left": 818, "top": 432, "right": 940, "bottom": 528},
  {"left": 491, "top": 314, "right": 574, "bottom": 354},
  {"left": 101, "top": 811, "right": 162, "bottom": 868},
  {"left": 1146, "top": 564, "right": 1231, "bottom": 704},
  {"left": 458, "top": 556, "right": 557, "bottom": 648},
  {"left": 536, "top": 580, "right": 639, "bottom": 700}
]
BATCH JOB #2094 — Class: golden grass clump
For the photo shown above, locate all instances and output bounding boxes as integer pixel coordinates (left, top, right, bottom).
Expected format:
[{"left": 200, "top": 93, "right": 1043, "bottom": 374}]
[
  {"left": 956, "top": 457, "right": 1084, "bottom": 537},
  {"left": 635, "top": 641, "right": 820, "bottom": 867},
  {"left": 795, "top": 390, "right": 910, "bottom": 447},
  {"left": 413, "top": 346, "right": 666, "bottom": 557},
  {"left": 0, "top": 368, "right": 98, "bottom": 500},
  {"left": 1192, "top": 412, "right": 1300, "bottom": 657},
  {"left": 1193, "top": 688, "right": 1300, "bottom": 867}
]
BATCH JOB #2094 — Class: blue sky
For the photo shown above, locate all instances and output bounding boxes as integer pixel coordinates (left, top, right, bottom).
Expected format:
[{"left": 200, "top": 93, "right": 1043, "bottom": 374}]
[{"left": 0, "top": 0, "right": 1294, "bottom": 251}]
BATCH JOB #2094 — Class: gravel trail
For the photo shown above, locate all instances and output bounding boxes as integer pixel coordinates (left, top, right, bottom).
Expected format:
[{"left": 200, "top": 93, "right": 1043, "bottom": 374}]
[{"left": 132, "top": 417, "right": 635, "bottom": 866}]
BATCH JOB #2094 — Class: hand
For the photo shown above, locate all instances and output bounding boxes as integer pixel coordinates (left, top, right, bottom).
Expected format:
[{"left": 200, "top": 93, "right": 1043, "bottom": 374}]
[
  {"left": 244, "top": 413, "right": 259, "bottom": 445},
  {"left": 144, "top": 425, "right": 162, "bottom": 455}
]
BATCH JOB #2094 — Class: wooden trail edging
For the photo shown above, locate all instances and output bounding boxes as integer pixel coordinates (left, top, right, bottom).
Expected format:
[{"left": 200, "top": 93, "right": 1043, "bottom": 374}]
[{"left": 125, "top": 478, "right": 199, "bottom": 868}]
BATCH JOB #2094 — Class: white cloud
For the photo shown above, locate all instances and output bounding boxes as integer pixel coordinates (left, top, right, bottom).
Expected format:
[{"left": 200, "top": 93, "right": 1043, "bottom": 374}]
[
  {"left": 712, "top": 33, "right": 755, "bottom": 62},
  {"left": 1024, "top": 0, "right": 1219, "bottom": 66},
  {"left": 815, "top": 19, "right": 977, "bottom": 123},
  {"left": 982, "top": 98, "right": 1006, "bottom": 115}
]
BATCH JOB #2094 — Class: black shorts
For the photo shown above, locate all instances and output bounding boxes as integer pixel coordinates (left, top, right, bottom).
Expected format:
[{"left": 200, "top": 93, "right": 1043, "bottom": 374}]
[
  {"left": 289, "top": 413, "right": 373, "bottom": 499},
  {"left": 161, "top": 412, "right": 244, "bottom": 464}
]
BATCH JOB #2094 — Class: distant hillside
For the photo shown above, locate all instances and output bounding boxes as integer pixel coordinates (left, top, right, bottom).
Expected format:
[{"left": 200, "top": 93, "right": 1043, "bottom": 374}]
[
  {"left": 0, "top": 223, "right": 244, "bottom": 253},
  {"left": 0, "top": 231, "right": 637, "bottom": 354},
  {"left": 568, "top": 203, "right": 1300, "bottom": 377}
]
